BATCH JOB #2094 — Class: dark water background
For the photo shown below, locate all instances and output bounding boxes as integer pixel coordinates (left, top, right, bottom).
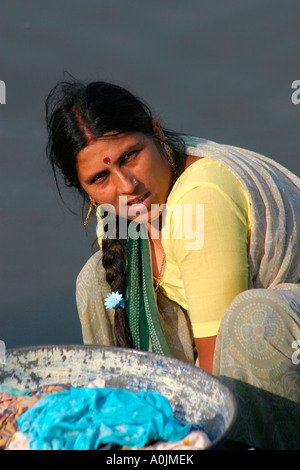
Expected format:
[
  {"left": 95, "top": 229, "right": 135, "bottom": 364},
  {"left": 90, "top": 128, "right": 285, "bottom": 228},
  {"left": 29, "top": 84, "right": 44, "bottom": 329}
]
[{"left": 1, "top": 0, "right": 300, "bottom": 349}]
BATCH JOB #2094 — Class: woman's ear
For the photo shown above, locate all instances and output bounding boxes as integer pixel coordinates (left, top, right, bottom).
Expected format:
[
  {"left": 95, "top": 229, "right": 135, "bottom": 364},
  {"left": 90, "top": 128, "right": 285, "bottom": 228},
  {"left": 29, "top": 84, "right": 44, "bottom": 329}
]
[{"left": 152, "top": 119, "right": 165, "bottom": 140}]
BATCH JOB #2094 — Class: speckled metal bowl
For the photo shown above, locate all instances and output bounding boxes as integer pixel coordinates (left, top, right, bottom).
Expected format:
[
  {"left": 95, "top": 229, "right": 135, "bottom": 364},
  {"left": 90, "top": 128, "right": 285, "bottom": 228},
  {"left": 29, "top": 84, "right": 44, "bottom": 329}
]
[{"left": 0, "top": 344, "right": 237, "bottom": 449}]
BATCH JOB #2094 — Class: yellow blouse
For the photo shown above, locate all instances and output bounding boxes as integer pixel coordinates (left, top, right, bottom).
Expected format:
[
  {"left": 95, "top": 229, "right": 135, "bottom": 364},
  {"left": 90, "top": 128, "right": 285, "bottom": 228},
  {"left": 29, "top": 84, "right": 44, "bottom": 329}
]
[{"left": 160, "top": 157, "right": 251, "bottom": 338}]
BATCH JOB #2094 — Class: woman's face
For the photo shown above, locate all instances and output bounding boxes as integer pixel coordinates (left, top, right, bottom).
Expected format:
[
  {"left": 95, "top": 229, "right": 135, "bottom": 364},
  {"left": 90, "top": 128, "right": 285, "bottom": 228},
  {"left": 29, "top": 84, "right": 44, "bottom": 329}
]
[{"left": 76, "top": 125, "right": 173, "bottom": 226}]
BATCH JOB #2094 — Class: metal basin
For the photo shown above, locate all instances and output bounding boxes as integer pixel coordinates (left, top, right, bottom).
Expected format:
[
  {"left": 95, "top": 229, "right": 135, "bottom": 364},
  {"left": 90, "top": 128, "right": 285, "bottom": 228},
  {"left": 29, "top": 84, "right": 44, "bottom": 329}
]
[{"left": 0, "top": 344, "right": 237, "bottom": 449}]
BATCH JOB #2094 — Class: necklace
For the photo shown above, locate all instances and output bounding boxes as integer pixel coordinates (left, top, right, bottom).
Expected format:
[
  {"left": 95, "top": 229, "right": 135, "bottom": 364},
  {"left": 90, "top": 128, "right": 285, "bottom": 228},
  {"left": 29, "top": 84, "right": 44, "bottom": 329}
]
[
  {"left": 153, "top": 252, "right": 166, "bottom": 321},
  {"left": 153, "top": 253, "right": 166, "bottom": 295},
  {"left": 149, "top": 231, "right": 166, "bottom": 301},
  {"left": 149, "top": 235, "right": 166, "bottom": 291}
]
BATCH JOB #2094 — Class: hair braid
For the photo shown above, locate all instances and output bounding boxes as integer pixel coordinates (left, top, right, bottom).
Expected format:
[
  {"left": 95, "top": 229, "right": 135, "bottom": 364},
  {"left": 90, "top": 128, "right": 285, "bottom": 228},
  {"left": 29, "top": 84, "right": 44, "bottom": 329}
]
[{"left": 101, "top": 231, "right": 133, "bottom": 348}]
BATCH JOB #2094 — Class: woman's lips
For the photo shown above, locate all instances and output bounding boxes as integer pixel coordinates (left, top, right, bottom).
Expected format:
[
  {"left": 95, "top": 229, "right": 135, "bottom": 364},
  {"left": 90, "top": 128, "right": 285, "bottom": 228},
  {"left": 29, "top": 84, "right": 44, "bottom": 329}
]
[
  {"left": 127, "top": 192, "right": 151, "bottom": 211},
  {"left": 127, "top": 191, "right": 150, "bottom": 205}
]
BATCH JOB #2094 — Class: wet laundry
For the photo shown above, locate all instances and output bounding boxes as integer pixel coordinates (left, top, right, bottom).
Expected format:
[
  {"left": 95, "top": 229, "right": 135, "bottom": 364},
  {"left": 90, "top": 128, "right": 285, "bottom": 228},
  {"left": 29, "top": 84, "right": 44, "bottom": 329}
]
[
  {"left": 0, "top": 384, "right": 70, "bottom": 449},
  {"left": 17, "top": 387, "right": 191, "bottom": 450},
  {"left": 0, "top": 380, "right": 210, "bottom": 450}
]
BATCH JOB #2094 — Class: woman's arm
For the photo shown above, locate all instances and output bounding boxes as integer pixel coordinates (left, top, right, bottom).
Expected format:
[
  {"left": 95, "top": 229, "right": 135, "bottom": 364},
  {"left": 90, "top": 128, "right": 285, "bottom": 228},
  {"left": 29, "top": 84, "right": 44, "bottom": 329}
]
[{"left": 194, "top": 336, "right": 217, "bottom": 374}]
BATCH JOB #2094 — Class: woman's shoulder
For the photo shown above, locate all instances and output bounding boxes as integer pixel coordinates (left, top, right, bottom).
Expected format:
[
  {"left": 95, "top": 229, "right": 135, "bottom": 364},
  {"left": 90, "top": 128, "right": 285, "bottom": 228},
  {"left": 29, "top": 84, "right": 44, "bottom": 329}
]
[
  {"left": 167, "top": 156, "right": 240, "bottom": 205},
  {"left": 76, "top": 250, "right": 104, "bottom": 283}
]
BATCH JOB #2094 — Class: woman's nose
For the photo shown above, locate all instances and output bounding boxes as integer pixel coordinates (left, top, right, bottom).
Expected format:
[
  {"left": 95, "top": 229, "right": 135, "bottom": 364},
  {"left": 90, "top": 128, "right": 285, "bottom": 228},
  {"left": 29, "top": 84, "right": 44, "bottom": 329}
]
[{"left": 113, "top": 168, "right": 139, "bottom": 193}]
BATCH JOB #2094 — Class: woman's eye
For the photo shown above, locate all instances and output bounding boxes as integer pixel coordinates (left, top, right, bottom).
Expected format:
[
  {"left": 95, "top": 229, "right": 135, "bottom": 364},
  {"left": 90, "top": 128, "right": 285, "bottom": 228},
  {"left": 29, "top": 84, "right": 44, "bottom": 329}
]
[
  {"left": 122, "top": 150, "right": 137, "bottom": 163},
  {"left": 93, "top": 171, "right": 108, "bottom": 183}
]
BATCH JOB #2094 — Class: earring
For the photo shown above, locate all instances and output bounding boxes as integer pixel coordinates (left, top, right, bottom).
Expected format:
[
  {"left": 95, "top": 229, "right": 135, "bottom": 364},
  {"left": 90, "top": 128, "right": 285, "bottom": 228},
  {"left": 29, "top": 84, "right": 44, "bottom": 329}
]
[
  {"left": 84, "top": 197, "right": 98, "bottom": 227},
  {"left": 162, "top": 141, "right": 178, "bottom": 176}
]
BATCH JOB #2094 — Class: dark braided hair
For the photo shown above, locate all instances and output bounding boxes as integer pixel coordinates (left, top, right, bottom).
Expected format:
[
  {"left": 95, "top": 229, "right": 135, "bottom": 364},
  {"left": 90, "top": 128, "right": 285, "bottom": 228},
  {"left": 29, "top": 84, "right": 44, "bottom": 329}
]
[{"left": 45, "top": 77, "right": 186, "bottom": 348}]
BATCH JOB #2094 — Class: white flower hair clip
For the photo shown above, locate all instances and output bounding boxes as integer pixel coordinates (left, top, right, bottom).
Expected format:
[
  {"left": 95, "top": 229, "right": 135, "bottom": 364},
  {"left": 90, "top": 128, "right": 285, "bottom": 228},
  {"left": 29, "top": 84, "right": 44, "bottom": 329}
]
[{"left": 104, "top": 291, "right": 126, "bottom": 310}]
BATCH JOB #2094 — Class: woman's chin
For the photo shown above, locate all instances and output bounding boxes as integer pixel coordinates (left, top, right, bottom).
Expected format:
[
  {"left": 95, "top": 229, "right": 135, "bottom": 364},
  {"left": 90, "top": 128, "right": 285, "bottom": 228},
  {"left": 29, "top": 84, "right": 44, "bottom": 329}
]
[{"left": 127, "top": 207, "right": 161, "bottom": 227}]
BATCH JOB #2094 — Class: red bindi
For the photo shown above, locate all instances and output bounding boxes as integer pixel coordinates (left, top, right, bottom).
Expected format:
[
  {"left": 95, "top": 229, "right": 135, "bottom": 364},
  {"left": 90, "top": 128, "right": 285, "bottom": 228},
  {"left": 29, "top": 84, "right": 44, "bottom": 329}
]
[{"left": 103, "top": 157, "right": 111, "bottom": 164}]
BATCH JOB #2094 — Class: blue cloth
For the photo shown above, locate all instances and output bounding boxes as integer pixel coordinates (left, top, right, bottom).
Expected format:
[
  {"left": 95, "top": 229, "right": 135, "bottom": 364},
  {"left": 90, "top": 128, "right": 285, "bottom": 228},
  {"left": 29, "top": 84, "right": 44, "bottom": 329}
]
[{"left": 17, "top": 387, "right": 190, "bottom": 450}]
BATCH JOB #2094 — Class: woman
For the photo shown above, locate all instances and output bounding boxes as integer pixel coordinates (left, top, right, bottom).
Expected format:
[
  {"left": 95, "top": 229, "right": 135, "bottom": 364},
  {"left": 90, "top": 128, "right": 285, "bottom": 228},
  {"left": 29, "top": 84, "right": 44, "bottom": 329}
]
[{"left": 46, "top": 79, "right": 300, "bottom": 449}]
